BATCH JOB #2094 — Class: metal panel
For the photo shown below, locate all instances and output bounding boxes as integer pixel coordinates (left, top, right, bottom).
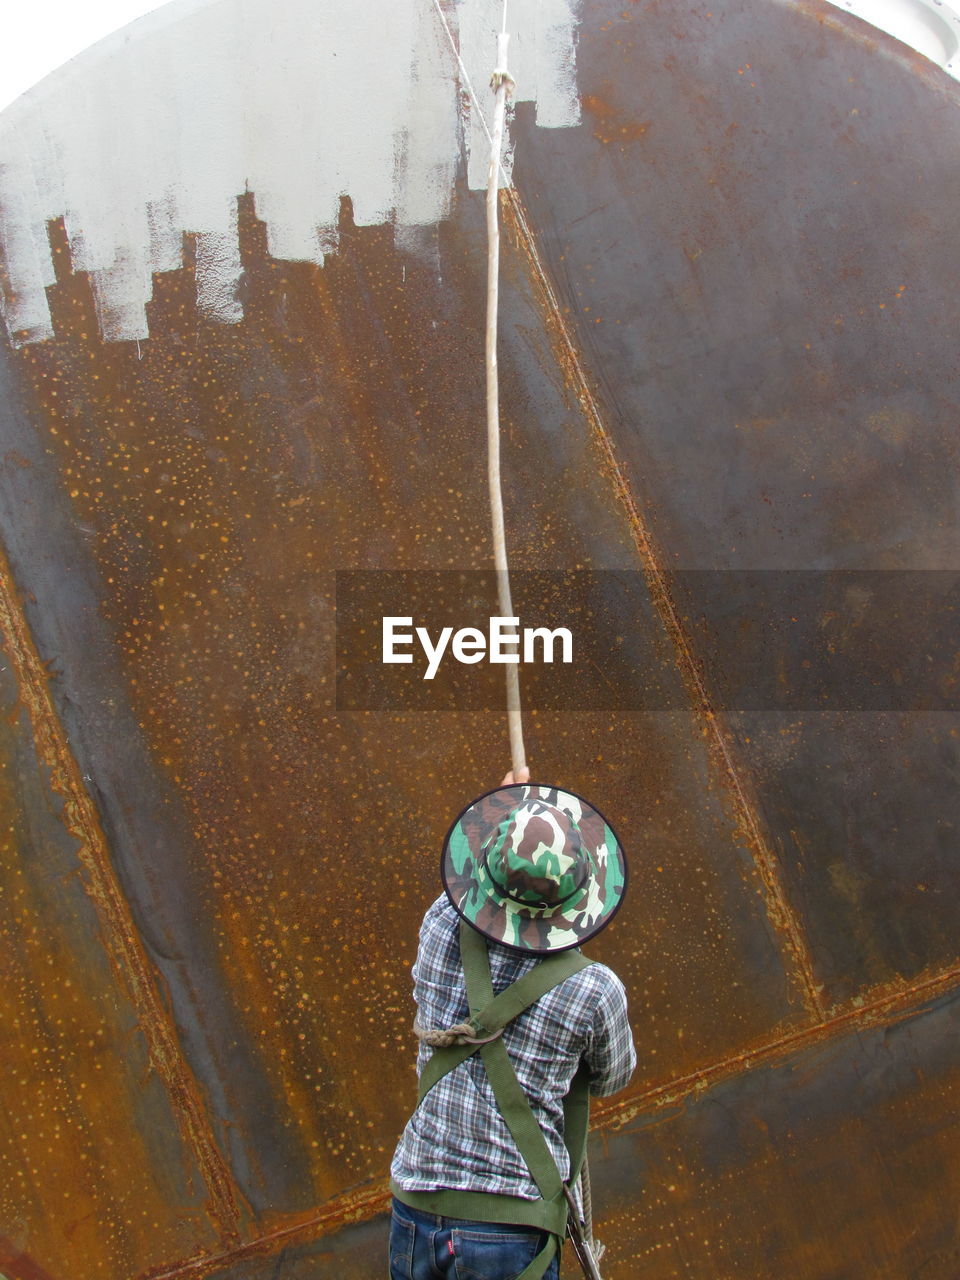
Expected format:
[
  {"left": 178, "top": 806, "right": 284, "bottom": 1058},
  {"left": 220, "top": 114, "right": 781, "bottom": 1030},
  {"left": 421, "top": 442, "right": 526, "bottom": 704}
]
[
  {"left": 512, "top": 0, "right": 960, "bottom": 1003},
  {"left": 583, "top": 986, "right": 960, "bottom": 1278}
]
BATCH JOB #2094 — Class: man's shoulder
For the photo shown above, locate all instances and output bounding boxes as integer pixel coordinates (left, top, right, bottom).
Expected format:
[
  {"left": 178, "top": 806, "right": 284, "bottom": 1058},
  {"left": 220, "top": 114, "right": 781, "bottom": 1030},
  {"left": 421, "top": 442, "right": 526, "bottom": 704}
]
[
  {"left": 580, "top": 956, "right": 625, "bottom": 985},
  {"left": 421, "top": 893, "right": 457, "bottom": 933},
  {"left": 415, "top": 894, "right": 461, "bottom": 968},
  {"left": 560, "top": 955, "right": 628, "bottom": 1013}
]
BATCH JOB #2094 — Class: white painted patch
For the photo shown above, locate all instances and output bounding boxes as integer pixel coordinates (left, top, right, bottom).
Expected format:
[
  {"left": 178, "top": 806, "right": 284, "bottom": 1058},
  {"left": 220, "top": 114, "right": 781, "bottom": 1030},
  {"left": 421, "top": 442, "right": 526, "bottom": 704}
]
[{"left": 0, "top": 0, "right": 583, "bottom": 346}]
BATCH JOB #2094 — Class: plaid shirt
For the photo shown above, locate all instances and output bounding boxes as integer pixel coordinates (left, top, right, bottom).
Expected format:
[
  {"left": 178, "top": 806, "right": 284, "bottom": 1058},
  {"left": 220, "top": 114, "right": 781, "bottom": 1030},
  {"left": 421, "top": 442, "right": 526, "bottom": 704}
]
[{"left": 391, "top": 895, "right": 636, "bottom": 1200}]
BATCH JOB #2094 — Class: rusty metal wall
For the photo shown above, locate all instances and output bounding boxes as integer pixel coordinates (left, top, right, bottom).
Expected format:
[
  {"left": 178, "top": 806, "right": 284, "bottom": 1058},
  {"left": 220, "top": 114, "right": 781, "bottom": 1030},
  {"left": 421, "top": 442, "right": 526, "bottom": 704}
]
[
  {"left": 512, "top": 0, "right": 960, "bottom": 1003},
  {"left": 0, "top": 0, "right": 958, "bottom": 1277}
]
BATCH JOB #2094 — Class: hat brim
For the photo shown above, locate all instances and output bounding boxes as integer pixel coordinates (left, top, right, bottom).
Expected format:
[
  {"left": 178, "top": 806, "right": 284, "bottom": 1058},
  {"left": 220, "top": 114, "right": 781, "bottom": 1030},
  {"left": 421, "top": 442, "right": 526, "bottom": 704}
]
[{"left": 440, "top": 783, "right": 628, "bottom": 954}]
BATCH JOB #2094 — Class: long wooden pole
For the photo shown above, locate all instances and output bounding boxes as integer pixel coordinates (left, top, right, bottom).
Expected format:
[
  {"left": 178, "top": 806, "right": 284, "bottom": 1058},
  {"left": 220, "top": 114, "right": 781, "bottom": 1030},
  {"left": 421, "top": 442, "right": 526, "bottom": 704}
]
[{"left": 486, "top": 27, "right": 526, "bottom": 777}]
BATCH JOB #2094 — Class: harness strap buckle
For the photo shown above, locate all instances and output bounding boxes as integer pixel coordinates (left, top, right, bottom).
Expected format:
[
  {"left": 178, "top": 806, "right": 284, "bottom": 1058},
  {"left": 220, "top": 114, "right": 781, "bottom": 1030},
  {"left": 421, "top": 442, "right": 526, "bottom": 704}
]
[{"left": 461, "top": 1021, "right": 505, "bottom": 1045}]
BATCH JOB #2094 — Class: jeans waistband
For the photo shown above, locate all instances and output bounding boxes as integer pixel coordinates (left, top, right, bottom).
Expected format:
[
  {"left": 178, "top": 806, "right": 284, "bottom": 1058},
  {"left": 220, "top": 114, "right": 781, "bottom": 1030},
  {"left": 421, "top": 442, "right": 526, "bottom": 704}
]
[{"left": 391, "top": 1196, "right": 546, "bottom": 1235}]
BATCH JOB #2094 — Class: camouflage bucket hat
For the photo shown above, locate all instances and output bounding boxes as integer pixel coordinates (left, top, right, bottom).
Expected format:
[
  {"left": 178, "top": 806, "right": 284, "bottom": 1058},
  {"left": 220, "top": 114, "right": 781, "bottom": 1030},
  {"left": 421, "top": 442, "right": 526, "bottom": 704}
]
[{"left": 441, "top": 783, "right": 627, "bottom": 954}]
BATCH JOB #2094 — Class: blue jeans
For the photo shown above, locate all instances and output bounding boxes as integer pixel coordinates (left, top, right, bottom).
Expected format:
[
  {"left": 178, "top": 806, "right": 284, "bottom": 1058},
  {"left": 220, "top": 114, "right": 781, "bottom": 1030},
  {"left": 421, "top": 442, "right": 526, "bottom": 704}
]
[{"left": 388, "top": 1198, "right": 560, "bottom": 1280}]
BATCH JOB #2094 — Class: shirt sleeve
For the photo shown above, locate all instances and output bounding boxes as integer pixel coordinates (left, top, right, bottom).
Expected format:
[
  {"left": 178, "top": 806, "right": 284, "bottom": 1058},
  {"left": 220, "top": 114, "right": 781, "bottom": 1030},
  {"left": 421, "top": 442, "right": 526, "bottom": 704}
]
[{"left": 584, "top": 968, "right": 637, "bottom": 1098}]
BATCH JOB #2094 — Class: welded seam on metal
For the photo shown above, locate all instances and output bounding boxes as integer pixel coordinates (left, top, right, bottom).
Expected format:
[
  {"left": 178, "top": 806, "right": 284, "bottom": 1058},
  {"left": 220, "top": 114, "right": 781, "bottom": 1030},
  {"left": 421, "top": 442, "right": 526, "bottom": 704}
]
[
  {"left": 140, "top": 1184, "right": 395, "bottom": 1280},
  {"left": 137, "top": 958, "right": 960, "bottom": 1280},
  {"left": 593, "top": 956, "right": 960, "bottom": 1132},
  {"left": 0, "top": 540, "right": 243, "bottom": 1241},
  {"left": 501, "top": 187, "right": 826, "bottom": 1022}
]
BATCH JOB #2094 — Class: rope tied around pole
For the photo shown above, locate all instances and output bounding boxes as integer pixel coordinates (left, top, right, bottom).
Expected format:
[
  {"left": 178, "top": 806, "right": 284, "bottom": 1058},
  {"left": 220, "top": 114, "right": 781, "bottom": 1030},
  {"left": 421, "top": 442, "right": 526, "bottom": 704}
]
[
  {"left": 489, "top": 34, "right": 516, "bottom": 97},
  {"left": 580, "top": 1156, "right": 606, "bottom": 1265}
]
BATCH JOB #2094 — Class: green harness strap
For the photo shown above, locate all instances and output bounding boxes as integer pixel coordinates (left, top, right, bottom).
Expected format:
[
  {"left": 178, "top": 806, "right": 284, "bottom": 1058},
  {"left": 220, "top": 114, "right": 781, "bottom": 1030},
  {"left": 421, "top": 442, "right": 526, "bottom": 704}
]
[
  {"left": 416, "top": 929, "right": 594, "bottom": 1100},
  {"left": 392, "top": 920, "right": 595, "bottom": 1280}
]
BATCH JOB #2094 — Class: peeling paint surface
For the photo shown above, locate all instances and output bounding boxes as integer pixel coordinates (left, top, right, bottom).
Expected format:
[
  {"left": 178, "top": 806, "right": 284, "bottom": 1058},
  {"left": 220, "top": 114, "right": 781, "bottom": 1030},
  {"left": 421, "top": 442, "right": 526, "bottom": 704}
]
[{"left": 0, "top": 0, "right": 581, "bottom": 346}]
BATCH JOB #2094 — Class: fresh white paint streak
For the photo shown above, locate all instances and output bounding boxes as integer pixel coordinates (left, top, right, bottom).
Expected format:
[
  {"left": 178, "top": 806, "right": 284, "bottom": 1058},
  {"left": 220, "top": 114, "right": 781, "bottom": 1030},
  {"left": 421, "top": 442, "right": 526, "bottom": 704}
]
[{"left": 0, "top": 0, "right": 582, "bottom": 346}]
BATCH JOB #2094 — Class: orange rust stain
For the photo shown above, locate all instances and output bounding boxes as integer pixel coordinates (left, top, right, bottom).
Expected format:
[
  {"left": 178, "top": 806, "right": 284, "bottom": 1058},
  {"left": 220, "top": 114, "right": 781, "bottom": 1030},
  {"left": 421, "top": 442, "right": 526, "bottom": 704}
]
[
  {"left": 580, "top": 93, "right": 652, "bottom": 145},
  {"left": 0, "top": 541, "right": 243, "bottom": 1242},
  {"left": 13, "top": 199, "right": 538, "bottom": 1212}
]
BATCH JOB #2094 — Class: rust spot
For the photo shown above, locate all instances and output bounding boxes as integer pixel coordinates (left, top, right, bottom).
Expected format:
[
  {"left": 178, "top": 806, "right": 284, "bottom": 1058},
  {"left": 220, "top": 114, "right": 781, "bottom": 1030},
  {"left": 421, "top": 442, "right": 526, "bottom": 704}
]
[{"left": 580, "top": 94, "right": 652, "bottom": 145}]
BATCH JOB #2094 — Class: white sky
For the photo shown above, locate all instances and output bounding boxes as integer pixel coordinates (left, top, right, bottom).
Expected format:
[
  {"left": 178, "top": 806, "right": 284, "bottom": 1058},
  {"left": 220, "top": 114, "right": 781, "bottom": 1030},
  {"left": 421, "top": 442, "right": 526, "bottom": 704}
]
[
  {"left": 1, "top": 2, "right": 170, "bottom": 112},
  {"left": 0, "top": 0, "right": 957, "bottom": 113}
]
